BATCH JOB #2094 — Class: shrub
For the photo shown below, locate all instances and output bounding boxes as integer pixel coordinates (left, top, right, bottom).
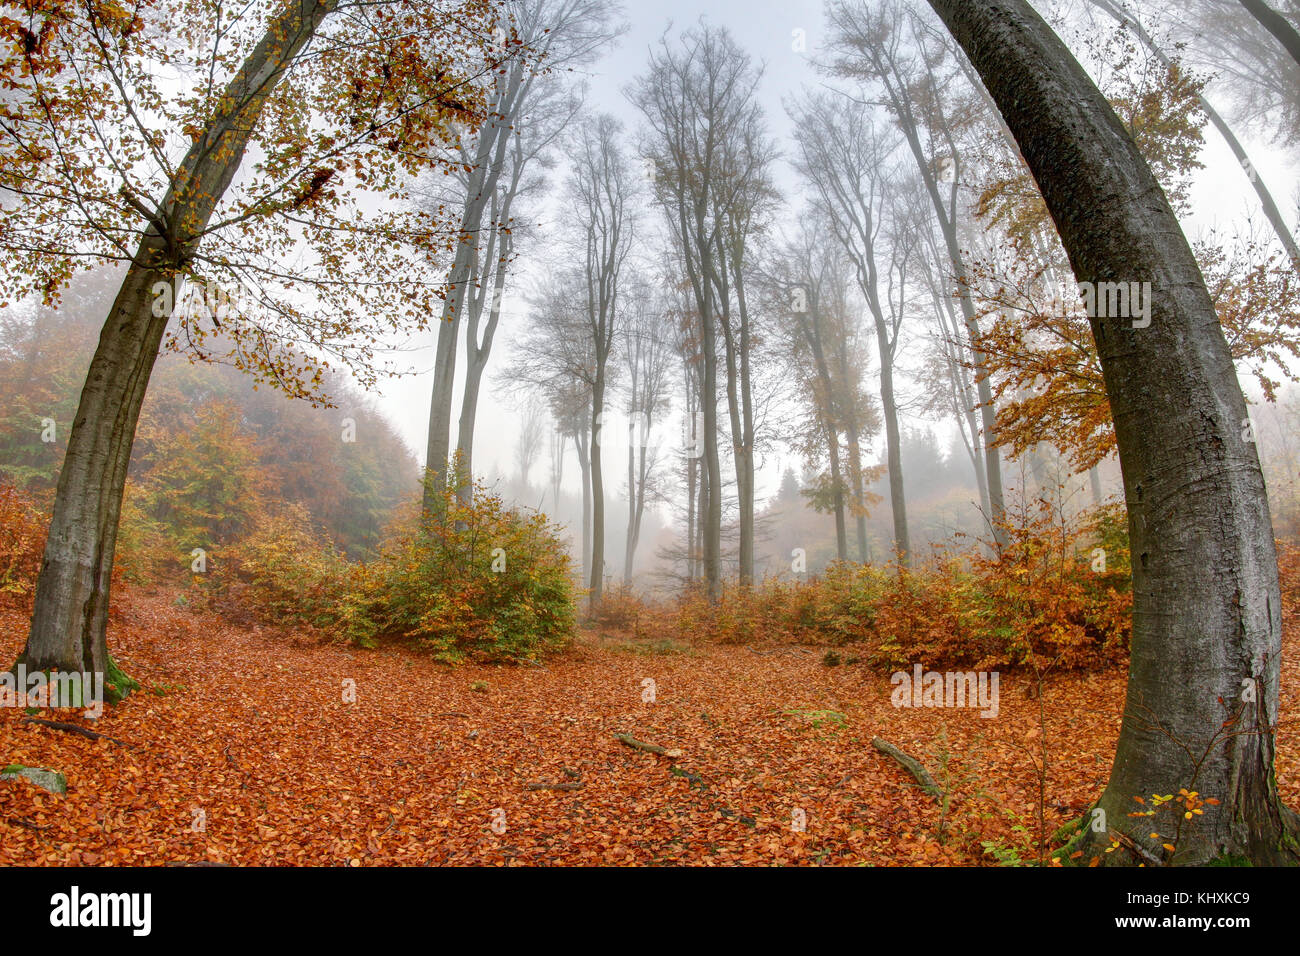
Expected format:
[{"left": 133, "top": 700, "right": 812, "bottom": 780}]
[
  {"left": 345, "top": 477, "right": 577, "bottom": 663},
  {"left": 666, "top": 496, "right": 1132, "bottom": 672},
  {"left": 223, "top": 503, "right": 352, "bottom": 628},
  {"left": 587, "top": 582, "right": 650, "bottom": 632}
]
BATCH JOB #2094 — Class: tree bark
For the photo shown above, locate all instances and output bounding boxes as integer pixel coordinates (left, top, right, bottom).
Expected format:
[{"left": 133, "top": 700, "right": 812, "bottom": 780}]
[
  {"left": 589, "top": 374, "right": 606, "bottom": 606},
  {"left": 928, "top": 0, "right": 1298, "bottom": 864},
  {"left": 424, "top": 67, "right": 523, "bottom": 511}
]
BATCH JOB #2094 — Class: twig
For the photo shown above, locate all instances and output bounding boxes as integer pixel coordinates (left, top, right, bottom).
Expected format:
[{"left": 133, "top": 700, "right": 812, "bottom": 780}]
[{"left": 524, "top": 781, "right": 584, "bottom": 791}]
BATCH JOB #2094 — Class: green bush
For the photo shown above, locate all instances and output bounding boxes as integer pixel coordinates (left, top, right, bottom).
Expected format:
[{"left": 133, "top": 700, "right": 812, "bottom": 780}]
[{"left": 345, "top": 478, "right": 576, "bottom": 662}]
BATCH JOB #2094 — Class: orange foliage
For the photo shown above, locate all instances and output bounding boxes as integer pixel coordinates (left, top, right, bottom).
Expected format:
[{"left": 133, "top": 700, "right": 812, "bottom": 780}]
[
  {"left": 0, "top": 483, "right": 44, "bottom": 608},
  {"left": 663, "top": 499, "right": 1132, "bottom": 672}
]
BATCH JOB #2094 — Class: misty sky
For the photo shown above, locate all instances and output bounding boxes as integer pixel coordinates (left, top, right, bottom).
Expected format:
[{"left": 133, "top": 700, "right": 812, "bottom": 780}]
[{"left": 366, "top": 0, "right": 1299, "bottom": 514}]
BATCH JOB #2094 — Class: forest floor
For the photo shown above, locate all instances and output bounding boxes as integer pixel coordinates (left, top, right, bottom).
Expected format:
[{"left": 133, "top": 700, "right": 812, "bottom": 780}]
[{"left": 2, "top": 590, "right": 1298, "bottom": 866}]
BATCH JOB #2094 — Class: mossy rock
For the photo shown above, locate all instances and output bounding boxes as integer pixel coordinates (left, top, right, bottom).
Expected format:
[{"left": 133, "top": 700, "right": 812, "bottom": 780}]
[{"left": 1, "top": 765, "right": 66, "bottom": 795}]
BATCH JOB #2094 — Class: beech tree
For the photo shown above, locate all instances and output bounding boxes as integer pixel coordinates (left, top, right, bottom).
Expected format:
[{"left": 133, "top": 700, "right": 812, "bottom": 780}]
[
  {"left": 619, "top": 273, "right": 672, "bottom": 583},
  {"left": 928, "top": 0, "right": 1298, "bottom": 864},
  {"left": 0, "top": 0, "right": 505, "bottom": 691},
  {"left": 630, "top": 24, "right": 762, "bottom": 601},
  {"left": 824, "top": 0, "right": 1009, "bottom": 548},
  {"left": 790, "top": 91, "right": 911, "bottom": 564},
  {"left": 421, "top": 0, "right": 620, "bottom": 510},
  {"left": 569, "top": 114, "right": 633, "bottom": 606}
]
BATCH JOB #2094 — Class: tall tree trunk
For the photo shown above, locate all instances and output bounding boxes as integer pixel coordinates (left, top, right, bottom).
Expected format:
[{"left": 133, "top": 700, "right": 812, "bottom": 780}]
[
  {"left": 20, "top": 0, "right": 337, "bottom": 688},
  {"left": 843, "top": 417, "right": 871, "bottom": 562},
  {"left": 577, "top": 421, "right": 592, "bottom": 587},
  {"left": 929, "top": 0, "right": 1298, "bottom": 864},
  {"left": 701, "top": 349, "right": 722, "bottom": 603},
  {"left": 826, "top": 416, "right": 849, "bottom": 563},
  {"left": 624, "top": 414, "right": 649, "bottom": 584},
  {"left": 876, "top": 335, "right": 910, "bottom": 566},
  {"left": 1239, "top": 0, "right": 1300, "bottom": 66},
  {"left": 455, "top": 244, "right": 509, "bottom": 500},
  {"left": 686, "top": 421, "right": 697, "bottom": 585},
  {"left": 589, "top": 375, "right": 606, "bottom": 606},
  {"left": 423, "top": 70, "right": 521, "bottom": 512},
  {"left": 734, "top": 265, "right": 757, "bottom": 587},
  {"left": 424, "top": 259, "right": 466, "bottom": 509},
  {"left": 455, "top": 351, "right": 488, "bottom": 499},
  {"left": 575, "top": 420, "right": 591, "bottom": 584},
  {"left": 23, "top": 262, "right": 168, "bottom": 689}
]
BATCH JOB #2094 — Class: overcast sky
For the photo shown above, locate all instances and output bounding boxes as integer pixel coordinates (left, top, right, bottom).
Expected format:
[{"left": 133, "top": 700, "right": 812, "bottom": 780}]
[{"left": 366, "top": 0, "right": 1299, "bottom": 511}]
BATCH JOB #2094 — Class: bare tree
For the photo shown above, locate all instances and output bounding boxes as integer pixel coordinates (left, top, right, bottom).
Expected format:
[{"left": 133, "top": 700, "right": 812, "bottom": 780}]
[
  {"left": 1081, "top": 0, "right": 1300, "bottom": 268},
  {"left": 422, "top": 0, "right": 622, "bottom": 510},
  {"left": 789, "top": 91, "right": 912, "bottom": 564},
  {"left": 570, "top": 114, "right": 635, "bottom": 605},
  {"left": 630, "top": 23, "right": 769, "bottom": 598},
  {"left": 508, "top": 270, "right": 594, "bottom": 577},
  {"left": 620, "top": 273, "right": 673, "bottom": 583},
  {"left": 823, "top": 0, "right": 1009, "bottom": 547},
  {"left": 514, "top": 399, "right": 545, "bottom": 490},
  {"left": 763, "top": 223, "right": 879, "bottom": 563}
]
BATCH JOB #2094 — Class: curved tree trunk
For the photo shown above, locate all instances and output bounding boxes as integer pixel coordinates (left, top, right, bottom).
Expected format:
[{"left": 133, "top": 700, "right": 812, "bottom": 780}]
[
  {"left": 928, "top": 0, "right": 1298, "bottom": 865},
  {"left": 20, "top": 0, "right": 337, "bottom": 692},
  {"left": 1239, "top": 0, "right": 1300, "bottom": 67}
]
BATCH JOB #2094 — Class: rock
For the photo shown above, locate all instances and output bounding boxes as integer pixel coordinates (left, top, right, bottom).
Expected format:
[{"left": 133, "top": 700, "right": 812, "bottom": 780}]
[{"left": 1, "top": 764, "right": 67, "bottom": 795}]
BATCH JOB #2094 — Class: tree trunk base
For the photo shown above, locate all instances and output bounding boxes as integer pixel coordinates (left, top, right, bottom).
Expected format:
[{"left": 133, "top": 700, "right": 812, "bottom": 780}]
[{"left": 1062, "top": 800, "right": 1300, "bottom": 867}]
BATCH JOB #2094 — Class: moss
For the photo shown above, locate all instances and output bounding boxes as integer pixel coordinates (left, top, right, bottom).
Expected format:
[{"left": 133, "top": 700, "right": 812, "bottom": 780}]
[
  {"left": 1051, "top": 810, "right": 1096, "bottom": 865},
  {"left": 104, "top": 653, "right": 139, "bottom": 705},
  {"left": 2, "top": 763, "right": 26, "bottom": 774},
  {"left": 1205, "top": 853, "right": 1252, "bottom": 867},
  {"left": 1051, "top": 815, "right": 1085, "bottom": 844}
]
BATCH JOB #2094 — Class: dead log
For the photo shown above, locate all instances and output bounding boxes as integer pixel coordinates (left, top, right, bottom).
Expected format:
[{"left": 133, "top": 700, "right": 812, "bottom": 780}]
[
  {"left": 871, "top": 736, "right": 941, "bottom": 800},
  {"left": 612, "top": 733, "right": 683, "bottom": 759},
  {"left": 20, "top": 716, "right": 135, "bottom": 749}
]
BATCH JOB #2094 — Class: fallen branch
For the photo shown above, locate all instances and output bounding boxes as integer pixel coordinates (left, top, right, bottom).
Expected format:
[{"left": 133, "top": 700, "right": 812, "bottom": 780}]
[
  {"left": 20, "top": 717, "right": 135, "bottom": 749},
  {"left": 435, "top": 712, "right": 470, "bottom": 719},
  {"left": 871, "top": 736, "right": 941, "bottom": 800},
  {"left": 612, "top": 733, "right": 683, "bottom": 759},
  {"left": 524, "top": 781, "right": 584, "bottom": 791},
  {"left": 166, "top": 861, "right": 234, "bottom": 867}
]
